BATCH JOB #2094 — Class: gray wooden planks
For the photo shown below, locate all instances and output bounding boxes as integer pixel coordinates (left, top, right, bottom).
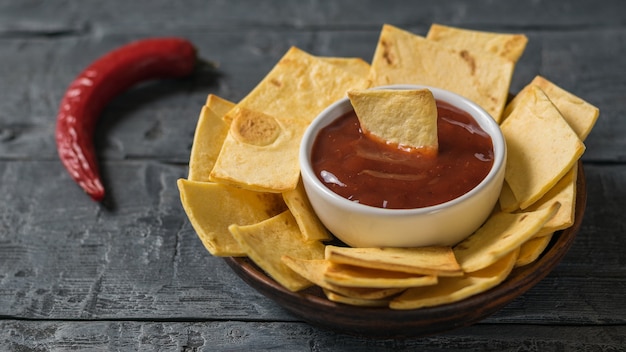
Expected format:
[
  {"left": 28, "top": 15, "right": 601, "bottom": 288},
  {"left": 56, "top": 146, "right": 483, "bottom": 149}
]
[
  {"left": 0, "top": 320, "right": 624, "bottom": 351},
  {"left": 0, "top": 162, "right": 624, "bottom": 325},
  {"left": 1, "top": 0, "right": 625, "bottom": 349},
  {"left": 0, "top": 15, "right": 623, "bottom": 163}
]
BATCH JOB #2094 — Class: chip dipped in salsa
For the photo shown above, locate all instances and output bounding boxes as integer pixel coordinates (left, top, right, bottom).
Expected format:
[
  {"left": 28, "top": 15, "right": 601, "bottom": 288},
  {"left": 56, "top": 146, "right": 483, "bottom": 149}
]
[{"left": 311, "top": 101, "right": 494, "bottom": 209}]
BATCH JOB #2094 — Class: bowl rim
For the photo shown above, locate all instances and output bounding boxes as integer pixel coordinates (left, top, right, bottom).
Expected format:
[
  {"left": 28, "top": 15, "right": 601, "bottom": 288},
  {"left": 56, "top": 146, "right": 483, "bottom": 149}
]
[{"left": 299, "top": 84, "right": 507, "bottom": 216}]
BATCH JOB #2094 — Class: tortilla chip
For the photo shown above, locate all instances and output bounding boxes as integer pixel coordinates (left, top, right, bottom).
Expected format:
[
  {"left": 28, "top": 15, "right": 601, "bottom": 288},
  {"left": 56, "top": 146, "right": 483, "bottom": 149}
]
[
  {"left": 177, "top": 179, "right": 286, "bottom": 256},
  {"left": 187, "top": 106, "right": 230, "bottom": 182},
  {"left": 515, "top": 233, "right": 553, "bottom": 267},
  {"left": 503, "top": 76, "right": 600, "bottom": 139},
  {"left": 325, "top": 245, "right": 463, "bottom": 277},
  {"left": 426, "top": 23, "right": 528, "bottom": 63},
  {"left": 210, "top": 107, "right": 308, "bottom": 192},
  {"left": 453, "top": 202, "right": 560, "bottom": 272},
  {"left": 501, "top": 85, "right": 585, "bottom": 209},
  {"left": 282, "top": 179, "right": 331, "bottom": 242},
  {"left": 498, "top": 180, "right": 520, "bottom": 212},
  {"left": 526, "top": 164, "right": 578, "bottom": 236},
  {"left": 205, "top": 94, "right": 236, "bottom": 120},
  {"left": 229, "top": 210, "right": 325, "bottom": 291},
  {"left": 281, "top": 257, "right": 405, "bottom": 300},
  {"left": 323, "top": 262, "right": 438, "bottom": 289},
  {"left": 323, "top": 289, "right": 391, "bottom": 307},
  {"left": 211, "top": 47, "right": 371, "bottom": 193},
  {"left": 390, "top": 248, "right": 518, "bottom": 310},
  {"left": 499, "top": 162, "right": 578, "bottom": 218},
  {"left": 369, "top": 24, "right": 514, "bottom": 120},
  {"left": 223, "top": 46, "right": 371, "bottom": 124},
  {"left": 347, "top": 88, "right": 438, "bottom": 153},
  {"left": 320, "top": 57, "right": 371, "bottom": 78}
]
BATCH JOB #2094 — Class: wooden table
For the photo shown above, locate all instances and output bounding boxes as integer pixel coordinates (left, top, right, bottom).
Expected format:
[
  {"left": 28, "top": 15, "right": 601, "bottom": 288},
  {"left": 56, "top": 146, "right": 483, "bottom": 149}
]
[{"left": 1, "top": 0, "right": 624, "bottom": 350}]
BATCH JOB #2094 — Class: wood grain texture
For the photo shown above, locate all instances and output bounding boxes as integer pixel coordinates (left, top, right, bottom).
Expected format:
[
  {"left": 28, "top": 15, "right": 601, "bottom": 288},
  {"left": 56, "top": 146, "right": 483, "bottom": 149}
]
[
  {"left": 0, "top": 0, "right": 625, "bottom": 350},
  {"left": 0, "top": 320, "right": 624, "bottom": 351},
  {"left": 0, "top": 12, "right": 622, "bottom": 163},
  {"left": 0, "top": 163, "right": 623, "bottom": 320}
]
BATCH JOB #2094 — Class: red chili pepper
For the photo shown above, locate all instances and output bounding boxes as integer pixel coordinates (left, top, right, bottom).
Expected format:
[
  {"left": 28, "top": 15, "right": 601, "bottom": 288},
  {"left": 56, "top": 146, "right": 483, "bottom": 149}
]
[{"left": 56, "top": 37, "right": 198, "bottom": 202}]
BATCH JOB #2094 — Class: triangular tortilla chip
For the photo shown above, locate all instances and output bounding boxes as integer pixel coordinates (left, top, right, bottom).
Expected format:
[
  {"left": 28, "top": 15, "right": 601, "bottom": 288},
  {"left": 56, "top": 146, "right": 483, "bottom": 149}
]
[
  {"left": 282, "top": 178, "right": 331, "bottom": 242},
  {"left": 453, "top": 202, "right": 560, "bottom": 272},
  {"left": 323, "top": 262, "right": 438, "bottom": 289},
  {"left": 499, "top": 163, "right": 578, "bottom": 219},
  {"left": 369, "top": 24, "right": 514, "bottom": 120},
  {"left": 390, "top": 248, "right": 519, "bottom": 310},
  {"left": 229, "top": 211, "right": 325, "bottom": 291},
  {"left": 281, "top": 256, "right": 405, "bottom": 299},
  {"left": 501, "top": 85, "right": 585, "bottom": 209},
  {"left": 503, "top": 76, "right": 600, "bottom": 139},
  {"left": 177, "top": 179, "right": 286, "bottom": 256},
  {"left": 187, "top": 106, "right": 230, "bottom": 182},
  {"left": 498, "top": 180, "right": 520, "bottom": 212},
  {"left": 426, "top": 23, "right": 528, "bottom": 63},
  {"left": 325, "top": 245, "right": 463, "bottom": 277},
  {"left": 211, "top": 47, "right": 371, "bottom": 193},
  {"left": 323, "top": 289, "right": 391, "bottom": 307},
  {"left": 515, "top": 233, "right": 553, "bottom": 267},
  {"left": 526, "top": 163, "right": 578, "bottom": 236},
  {"left": 347, "top": 88, "right": 438, "bottom": 153}
]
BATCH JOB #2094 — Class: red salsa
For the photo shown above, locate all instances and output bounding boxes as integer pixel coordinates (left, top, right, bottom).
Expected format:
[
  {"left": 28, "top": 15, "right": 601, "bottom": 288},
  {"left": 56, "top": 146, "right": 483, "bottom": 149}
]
[{"left": 311, "top": 101, "right": 494, "bottom": 209}]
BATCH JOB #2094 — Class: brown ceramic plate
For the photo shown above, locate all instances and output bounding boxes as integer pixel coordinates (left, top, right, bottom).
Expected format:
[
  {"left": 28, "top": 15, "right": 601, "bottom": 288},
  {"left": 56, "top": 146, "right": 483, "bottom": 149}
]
[{"left": 224, "top": 161, "right": 586, "bottom": 338}]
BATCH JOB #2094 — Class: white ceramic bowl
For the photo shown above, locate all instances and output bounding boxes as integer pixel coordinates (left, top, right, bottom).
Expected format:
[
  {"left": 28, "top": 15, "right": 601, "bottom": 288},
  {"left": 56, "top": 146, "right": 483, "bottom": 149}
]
[{"left": 299, "top": 85, "right": 507, "bottom": 248}]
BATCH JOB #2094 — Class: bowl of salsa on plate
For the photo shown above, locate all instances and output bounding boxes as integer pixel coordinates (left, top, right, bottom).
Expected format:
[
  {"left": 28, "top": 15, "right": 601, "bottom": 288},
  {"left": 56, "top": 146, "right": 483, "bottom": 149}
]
[{"left": 299, "top": 85, "right": 507, "bottom": 248}]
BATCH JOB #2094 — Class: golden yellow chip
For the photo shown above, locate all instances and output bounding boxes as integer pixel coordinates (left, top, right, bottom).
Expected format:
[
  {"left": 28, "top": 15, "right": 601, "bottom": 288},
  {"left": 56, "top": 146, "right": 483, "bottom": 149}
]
[
  {"left": 390, "top": 248, "right": 518, "bottom": 310},
  {"left": 323, "top": 262, "right": 438, "bottom": 289},
  {"left": 229, "top": 210, "right": 325, "bottom": 292},
  {"left": 187, "top": 106, "right": 230, "bottom": 182},
  {"left": 369, "top": 24, "right": 514, "bottom": 120},
  {"left": 501, "top": 85, "right": 585, "bottom": 209},
  {"left": 347, "top": 88, "right": 438, "bottom": 153},
  {"left": 320, "top": 57, "right": 371, "bottom": 78},
  {"left": 503, "top": 76, "right": 599, "bottom": 140},
  {"left": 526, "top": 164, "right": 578, "bottom": 236},
  {"left": 188, "top": 95, "right": 236, "bottom": 181},
  {"left": 281, "top": 256, "right": 405, "bottom": 300},
  {"left": 453, "top": 202, "right": 560, "bottom": 272},
  {"left": 210, "top": 47, "right": 371, "bottom": 193},
  {"left": 323, "top": 289, "right": 391, "bottom": 307},
  {"left": 177, "top": 179, "right": 286, "bottom": 256},
  {"left": 498, "top": 181, "right": 520, "bottom": 212},
  {"left": 223, "top": 46, "right": 371, "bottom": 124},
  {"left": 515, "top": 233, "right": 553, "bottom": 268},
  {"left": 209, "top": 107, "right": 308, "bottom": 193},
  {"left": 499, "top": 162, "right": 578, "bottom": 219},
  {"left": 426, "top": 23, "right": 528, "bottom": 63},
  {"left": 205, "top": 94, "right": 236, "bottom": 120},
  {"left": 325, "top": 245, "right": 463, "bottom": 277},
  {"left": 282, "top": 179, "right": 331, "bottom": 242}
]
